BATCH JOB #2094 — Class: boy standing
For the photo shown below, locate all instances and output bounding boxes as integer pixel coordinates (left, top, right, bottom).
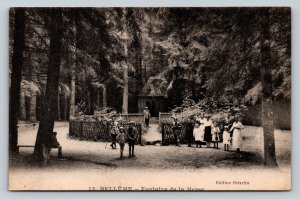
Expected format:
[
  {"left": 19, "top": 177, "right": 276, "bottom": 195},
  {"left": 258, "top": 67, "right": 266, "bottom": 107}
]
[
  {"left": 127, "top": 121, "right": 137, "bottom": 157},
  {"left": 116, "top": 127, "right": 126, "bottom": 159}
]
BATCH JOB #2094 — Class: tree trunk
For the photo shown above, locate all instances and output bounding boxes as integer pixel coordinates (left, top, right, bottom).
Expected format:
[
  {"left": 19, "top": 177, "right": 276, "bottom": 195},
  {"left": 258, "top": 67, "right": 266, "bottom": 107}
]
[
  {"left": 64, "top": 96, "right": 68, "bottom": 120},
  {"left": 57, "top": 92, "right": 61, "bottom": 121},
  {"left": 19, "top": 92, "right": 26, "bottom": 120},
  {"left": 97, "top": 88, "right": 100, "bottom": 107},
  {"left": 9, "top": 8, "right": 25, "bottom": 153},
  {"left": 122, "top": 8, "right": 129, "bottom": 114},
  {"left": 260, "top": 8, "right": 277, "bottom": 167},
  {"left": 102, "top": 84, "right": 107, "bottom": 107},
  {"left": 33, "top": 9, "right": 63, "bottom": 165},
  {"left": 69, "top": 19, "right": 77, "bottom": 120},
  {"left": 87, "top": 89, "right": 91, "bottom": 114},
  {"left": 98, "top": 84, "right": 107, "bottom": 108}
]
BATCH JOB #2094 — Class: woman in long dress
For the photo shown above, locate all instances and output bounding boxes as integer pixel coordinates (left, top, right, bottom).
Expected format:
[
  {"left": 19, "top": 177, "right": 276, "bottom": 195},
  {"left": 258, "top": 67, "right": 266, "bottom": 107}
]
[
  {"left": 229, "top": 118, "right": 244, "bottom": 152},
  {"left": 203, "top": 115, "right": 213, "bottom": 148}
]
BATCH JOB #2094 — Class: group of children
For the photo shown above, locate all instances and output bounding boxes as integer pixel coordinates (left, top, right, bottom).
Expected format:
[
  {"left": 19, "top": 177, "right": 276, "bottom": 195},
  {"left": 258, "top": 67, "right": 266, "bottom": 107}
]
[
  {"left": 110, "top": 119, "right": 138, "bottom": 159},
  {"left": 182, "top": 114, "right": 244, "bottom": 152},
  {"left": 110, "top": 114, "right": 244, "bottom": 159}
]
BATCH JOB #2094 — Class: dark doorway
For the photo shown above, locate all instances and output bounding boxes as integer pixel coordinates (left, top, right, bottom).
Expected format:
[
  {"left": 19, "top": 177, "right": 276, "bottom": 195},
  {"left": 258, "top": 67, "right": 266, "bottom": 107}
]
[{"left": 146, "top": 101, "right": 157, "bottom": 117}]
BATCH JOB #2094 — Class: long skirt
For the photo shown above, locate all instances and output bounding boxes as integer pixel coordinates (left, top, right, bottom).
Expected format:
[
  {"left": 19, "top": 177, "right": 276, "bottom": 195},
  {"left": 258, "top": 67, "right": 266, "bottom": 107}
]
[
  {"left": 204, "top": 126, "right": 212, "bottom": 142},
  {"left": 232, "top": 129, "right": 242, "bottom": 149}
]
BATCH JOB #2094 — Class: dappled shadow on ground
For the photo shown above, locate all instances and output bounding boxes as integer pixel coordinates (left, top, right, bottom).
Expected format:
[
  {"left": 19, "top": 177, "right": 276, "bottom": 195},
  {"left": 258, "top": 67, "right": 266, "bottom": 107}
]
[
  {"left": 10, "top": 148, "right": 264, "bottom": 171},
  {"left": 192, "top": 151, "right": 263, "bottom": 169}
]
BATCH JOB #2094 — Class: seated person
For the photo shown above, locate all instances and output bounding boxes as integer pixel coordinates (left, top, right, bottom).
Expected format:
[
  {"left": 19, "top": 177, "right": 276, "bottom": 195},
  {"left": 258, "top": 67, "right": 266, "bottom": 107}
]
[{"left": 51, "top": 132, "right": 62, "bottom": 159}]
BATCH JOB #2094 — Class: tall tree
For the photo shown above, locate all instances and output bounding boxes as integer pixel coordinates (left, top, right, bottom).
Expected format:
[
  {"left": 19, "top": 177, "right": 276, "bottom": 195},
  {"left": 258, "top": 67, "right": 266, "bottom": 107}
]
[
  {"left": 259, "top": 8, "right": 277, "bottom": 167},
  {"left": 33, "top": 9, "right": 63, "bottom": 165},
  {"left": 122, "top": 8, "right": 129, "bottom": 114},
  {"left": 9, "top": 8, "right": 26, "bottom": 153},
  {"left": 68, "top": 12, "right": 78, "bottom": 120}
]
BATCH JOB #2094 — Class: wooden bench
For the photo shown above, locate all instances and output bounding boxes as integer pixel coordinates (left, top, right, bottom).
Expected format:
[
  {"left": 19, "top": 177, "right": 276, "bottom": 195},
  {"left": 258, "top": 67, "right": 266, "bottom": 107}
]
[{"left": 17, "top": 145, "right": 62, "bottom": 158}]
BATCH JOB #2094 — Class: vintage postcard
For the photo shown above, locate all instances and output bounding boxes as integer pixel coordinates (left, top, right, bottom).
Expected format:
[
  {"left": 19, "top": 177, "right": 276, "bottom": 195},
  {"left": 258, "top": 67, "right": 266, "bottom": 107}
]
[{"left": 8, "top": 7, "right": 291, "bottom": 191}]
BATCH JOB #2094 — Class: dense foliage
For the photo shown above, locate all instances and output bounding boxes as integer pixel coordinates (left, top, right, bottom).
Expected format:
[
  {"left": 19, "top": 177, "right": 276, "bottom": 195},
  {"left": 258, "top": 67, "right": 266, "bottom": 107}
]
[{"left": 10, "top": 8, "right": 290, "bottom": 116}]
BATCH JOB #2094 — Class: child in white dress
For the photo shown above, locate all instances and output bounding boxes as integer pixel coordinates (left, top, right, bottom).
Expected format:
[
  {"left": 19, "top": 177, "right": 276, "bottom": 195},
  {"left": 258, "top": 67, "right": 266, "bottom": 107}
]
[
  {"left": 211, "top": 123, "right": 220, "bottom": 149},
  {"left": 193, "top": 121, "right": 205, "bottom": 148},
  {"left": 222, "top": 126, "right": 231, "bottom": 151}
]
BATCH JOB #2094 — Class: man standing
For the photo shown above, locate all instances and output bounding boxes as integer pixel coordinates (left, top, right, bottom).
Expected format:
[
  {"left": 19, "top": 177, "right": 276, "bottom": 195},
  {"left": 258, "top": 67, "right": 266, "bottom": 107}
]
[
  {"left": 127, "top": 121, "right": 137, "bottom": 157},
  {"left": 143, "top": 107, "right": 151, "bottom": 128}
]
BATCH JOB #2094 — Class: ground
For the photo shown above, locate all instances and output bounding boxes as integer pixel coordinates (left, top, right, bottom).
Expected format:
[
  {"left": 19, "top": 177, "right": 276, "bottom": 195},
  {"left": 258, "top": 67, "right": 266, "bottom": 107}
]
[{"left": 9, "top": 122, "right": 291, "bottom": 190}]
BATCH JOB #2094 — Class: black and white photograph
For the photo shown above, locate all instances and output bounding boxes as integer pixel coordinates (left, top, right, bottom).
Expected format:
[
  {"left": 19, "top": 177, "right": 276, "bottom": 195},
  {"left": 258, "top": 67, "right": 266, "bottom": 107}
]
[{"left": 8, "top": 7, "right": 291, "bottom": 191}]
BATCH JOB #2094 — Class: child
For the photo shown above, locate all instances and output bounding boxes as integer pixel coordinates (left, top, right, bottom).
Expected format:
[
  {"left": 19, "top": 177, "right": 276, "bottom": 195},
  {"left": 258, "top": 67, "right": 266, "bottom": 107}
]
[
  {"left": 211, "top": 123, "right": 220, "bottom": 149},
  {"left": 127, "top": 121, "right": 137, "bottom": 157},
  {"left": 110, "top": 120, "right": 119, "bottom": 149},
  {"left": 222, "top": 126, "right": 231, "bottom": 151},
  {"left": 116, "top": 127, "right": 126, "bottom": 159},
  {"left": 193, "top": 121, "right": 205, "bottom": 148},
  {"left": 51, "top": 132, "right": 62, "bottom": 159}
]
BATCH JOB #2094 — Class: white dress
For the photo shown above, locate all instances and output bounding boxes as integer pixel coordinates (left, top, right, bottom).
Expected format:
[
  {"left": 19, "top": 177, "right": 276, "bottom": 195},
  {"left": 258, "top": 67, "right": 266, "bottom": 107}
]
[
  {"left": 222, "top": 130, "right": 231, "bottom": 144},
  {"left": 211, "top": 126, "right": 220, "bottom": 142},
  {"left": 230, "top": 121, "right": 243, "bottom": 149},
  {"left": 193, "top": 126, "right": 205, "bottom": 142}
]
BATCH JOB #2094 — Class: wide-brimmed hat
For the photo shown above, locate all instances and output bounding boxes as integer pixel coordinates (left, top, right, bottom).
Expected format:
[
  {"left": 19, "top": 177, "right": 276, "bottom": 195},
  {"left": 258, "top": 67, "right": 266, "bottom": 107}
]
[{"left": 129, "top": 121, "right": 135, "bottom": 124}]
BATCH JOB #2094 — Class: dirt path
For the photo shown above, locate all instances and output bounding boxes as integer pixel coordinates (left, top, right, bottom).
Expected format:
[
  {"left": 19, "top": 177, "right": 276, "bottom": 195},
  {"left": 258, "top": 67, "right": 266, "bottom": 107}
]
[
  {"left": 13, "top": 122, "right": 291, "bottom": 171},
  {"left": 9, "top": 122, "right": 291, "bottom": 190}
]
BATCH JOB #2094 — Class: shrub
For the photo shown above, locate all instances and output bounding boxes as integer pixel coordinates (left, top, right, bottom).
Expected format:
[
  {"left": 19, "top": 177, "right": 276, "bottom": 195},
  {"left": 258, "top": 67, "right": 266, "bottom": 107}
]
[{"left": 171, "top": 97, "right": 247, "bottom": 127}]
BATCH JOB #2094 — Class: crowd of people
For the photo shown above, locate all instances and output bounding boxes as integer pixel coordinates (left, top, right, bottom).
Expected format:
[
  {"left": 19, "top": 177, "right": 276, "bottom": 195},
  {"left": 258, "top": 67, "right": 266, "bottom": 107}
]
[
  {"left": 172, "top": 114, "right": 244, "bottom": 152},
  {"left": 109, "top": 110, "right": 244, "bottom": 159}
]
